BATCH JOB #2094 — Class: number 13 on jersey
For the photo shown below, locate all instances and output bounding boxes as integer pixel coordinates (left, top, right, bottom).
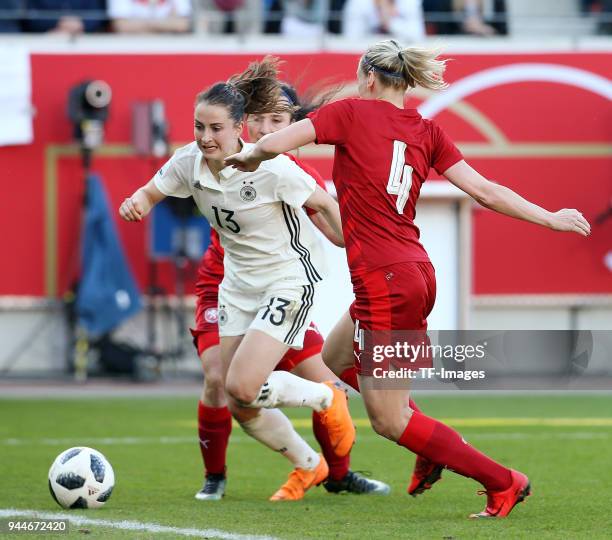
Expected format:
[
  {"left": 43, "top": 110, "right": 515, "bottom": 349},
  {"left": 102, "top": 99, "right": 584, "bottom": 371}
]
[{"left": 387, "top": 140, "right": 414, "bottom": 215}]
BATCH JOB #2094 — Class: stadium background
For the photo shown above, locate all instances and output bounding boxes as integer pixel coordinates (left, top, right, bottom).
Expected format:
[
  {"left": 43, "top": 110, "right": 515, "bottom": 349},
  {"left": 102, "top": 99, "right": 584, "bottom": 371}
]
[
  {"left": 0, "top": 40, "right": 609, "bottom": 375},
  {"left": 0, "top": 3, "right": 611, "bottom": 538}
]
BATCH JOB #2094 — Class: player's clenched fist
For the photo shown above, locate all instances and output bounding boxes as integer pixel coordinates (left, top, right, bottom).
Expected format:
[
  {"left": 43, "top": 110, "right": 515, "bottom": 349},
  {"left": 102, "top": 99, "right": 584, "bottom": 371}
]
[
  {"left": 119, "top": 197, "right": 144, "bottom": 222},
  {"left": 119, "top": 181, "right": 165, "bottom": 222},
  {"left": 549, "top": 209, "right": 591, "bottom": 237}
]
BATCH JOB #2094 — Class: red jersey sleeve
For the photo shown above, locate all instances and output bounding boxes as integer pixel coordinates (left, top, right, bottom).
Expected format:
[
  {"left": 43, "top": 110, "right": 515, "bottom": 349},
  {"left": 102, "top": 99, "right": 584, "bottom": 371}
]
[
  {"left": 286, "top": 153, "right": 327, "bottom": 215},
  {"left": 431, "top": 121, "right": 463, "bottom": 175},
  {"left": 307, "top": 99, "right": 355, "bottom": 145}
]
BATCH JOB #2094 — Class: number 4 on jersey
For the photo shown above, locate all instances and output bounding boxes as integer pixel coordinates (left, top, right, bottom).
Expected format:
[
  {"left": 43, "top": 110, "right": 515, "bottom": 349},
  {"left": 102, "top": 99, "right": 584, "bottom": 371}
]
[{"left": 387, "top": 140, "right": 414, "bottom": 215}]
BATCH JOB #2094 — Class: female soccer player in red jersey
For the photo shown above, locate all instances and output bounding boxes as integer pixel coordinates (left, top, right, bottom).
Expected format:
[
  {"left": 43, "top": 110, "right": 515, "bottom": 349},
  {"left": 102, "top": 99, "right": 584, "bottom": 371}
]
[
  {"left": 190, "top": 82, "right": 390, "bottom": 501},
  {"left": 225, "top": 41, "right": 591, "bottom": 518},
  {"left": 120, "top": 58, "right": 358, "bottom": 503}
]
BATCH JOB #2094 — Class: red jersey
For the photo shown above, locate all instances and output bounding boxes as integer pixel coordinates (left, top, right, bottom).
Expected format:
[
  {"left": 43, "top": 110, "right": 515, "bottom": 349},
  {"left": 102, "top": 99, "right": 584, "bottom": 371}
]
[
  {"left": 308, "top": 98, "right": 462, "bottom": 277},
  {"left": 194, "top": 228, "right": 224, "bottom": 295},
  {"left": 195, "top": 154, "right": 328, "bottom": 291}
]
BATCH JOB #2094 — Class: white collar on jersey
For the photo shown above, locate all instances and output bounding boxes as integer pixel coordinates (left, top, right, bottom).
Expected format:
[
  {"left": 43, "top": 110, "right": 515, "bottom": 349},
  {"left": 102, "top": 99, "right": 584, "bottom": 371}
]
[{"left": 193, "top": 139, "right": 253, "bottom": 189}]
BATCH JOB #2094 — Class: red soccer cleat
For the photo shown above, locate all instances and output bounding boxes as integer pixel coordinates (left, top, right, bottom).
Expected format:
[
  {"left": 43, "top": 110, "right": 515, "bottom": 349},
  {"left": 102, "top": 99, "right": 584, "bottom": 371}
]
[
  {"left": 407, "top": 456, "right": 444, "bottom": 497},
  {"left": 469, "top": 469, "right": 531, "bottom": 518}
]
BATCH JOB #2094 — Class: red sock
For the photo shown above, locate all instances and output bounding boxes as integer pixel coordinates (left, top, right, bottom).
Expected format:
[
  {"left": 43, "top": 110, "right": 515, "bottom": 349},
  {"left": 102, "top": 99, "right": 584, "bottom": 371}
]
[
  {"left": 312, "top": 410, "right": 350, "bottom": 481},
  {"left": 339, "top": 367, "right": 360, "bottom": 392},
  {"left": 407, "top": 397, "right": 434, "bottom": 468},
  {"left": 197, "top": 402, "right": 232, "bottom": 476},
  {"left": 398, "top": 411, "right": 512, "bottom": 492}
]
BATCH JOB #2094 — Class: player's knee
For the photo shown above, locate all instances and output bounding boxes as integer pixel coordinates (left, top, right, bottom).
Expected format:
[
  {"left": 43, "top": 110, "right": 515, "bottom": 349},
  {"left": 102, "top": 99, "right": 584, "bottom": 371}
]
[
  {"left": 203, "top": 376, "right": 225, "bottom": 404},
  {"left": 203, "top": 370, "right": 225, "bottom": 394},
  {"left": 225, "top": 378, "right": 258, "bottom": 405},
  {"left": 369, "top": 413, "right": 400, "bottom": 441},
  {"left": 227, "top": 401, "right": 258, "bottom": 424}
]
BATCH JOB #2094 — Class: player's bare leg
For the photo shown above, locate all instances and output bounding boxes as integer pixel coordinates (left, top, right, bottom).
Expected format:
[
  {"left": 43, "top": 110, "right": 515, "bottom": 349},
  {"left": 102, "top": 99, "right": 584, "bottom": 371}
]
[
  {"left": 224, "top": 332, "right": 330, "bottom": 501},
  {"left": 323, "top": 310, "right": 441, "bottom": 494},
  {"left": 359, "top": 375, "right": 530, "bottom": 518},
  {"left": 291, "top": 356, "right": 390, "bottom": 495},
  {"left": 226, "top": 329, "right": 355, "bottom": 456},
  {"left": 195, "top": 343, "right": 230, "bottom": 501},
  {"left": 321, "top": 311, "right": 356, "bottom": 379},
  {"left": 290, "top": 355, "right": 338, "bottom": 384}
]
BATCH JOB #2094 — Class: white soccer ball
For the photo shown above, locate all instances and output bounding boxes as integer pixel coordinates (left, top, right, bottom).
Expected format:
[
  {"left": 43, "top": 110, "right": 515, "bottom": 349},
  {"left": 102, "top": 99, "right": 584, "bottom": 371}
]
[{"left": 48, "top": 447, "right": 115, "bottom": 509}]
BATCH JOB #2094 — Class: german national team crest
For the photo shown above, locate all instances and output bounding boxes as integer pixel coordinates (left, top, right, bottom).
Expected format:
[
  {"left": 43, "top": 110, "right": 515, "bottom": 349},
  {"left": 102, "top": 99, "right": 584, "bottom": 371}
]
[
  {"left": 240, "top": 183, "right": 257, "bottom": 202},
  {"left": 204, "top": 308, "right": 218, "bottom": 323}
]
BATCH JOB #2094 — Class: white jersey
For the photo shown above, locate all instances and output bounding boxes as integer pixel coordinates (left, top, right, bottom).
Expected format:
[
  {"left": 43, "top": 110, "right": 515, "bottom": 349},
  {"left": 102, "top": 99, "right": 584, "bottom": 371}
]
[{"left": 153, "top": 141, "right": 327, "bottom": 291}]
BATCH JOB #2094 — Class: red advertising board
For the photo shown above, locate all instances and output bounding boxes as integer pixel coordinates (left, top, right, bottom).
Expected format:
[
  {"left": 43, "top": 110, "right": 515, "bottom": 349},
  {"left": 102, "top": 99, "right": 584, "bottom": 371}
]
[{"left": 1, "top": 51, "right": 610, "bottom": 297}]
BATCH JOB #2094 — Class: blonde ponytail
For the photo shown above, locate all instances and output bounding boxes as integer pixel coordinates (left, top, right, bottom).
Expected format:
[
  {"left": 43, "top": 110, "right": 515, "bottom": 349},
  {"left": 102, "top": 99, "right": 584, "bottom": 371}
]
[
  {"left": 399, "top": 46, "right": 448, "bottom": 90},
  {"left": 360, "top": 40, "right": 448, "bottom": 91}
]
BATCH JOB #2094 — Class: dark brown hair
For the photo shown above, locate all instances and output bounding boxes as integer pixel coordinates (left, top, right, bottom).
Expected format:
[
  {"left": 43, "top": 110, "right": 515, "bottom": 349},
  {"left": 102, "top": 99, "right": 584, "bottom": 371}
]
[
  {"left": 195, "top": 56, "right": 286, "bottom": 123},
  {"left": 280, "top": 81, "right": 341, "bottom": 122}
]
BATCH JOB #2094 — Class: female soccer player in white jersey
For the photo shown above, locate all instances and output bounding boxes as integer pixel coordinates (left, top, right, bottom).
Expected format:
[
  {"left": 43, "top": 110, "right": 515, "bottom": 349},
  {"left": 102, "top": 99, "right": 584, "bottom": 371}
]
[
  {"left": 225, "top": 41, "right": 591, "bottom": 518},
  {"left": 190, "top": 81, "right": 390, "bottom": 501},
  {"left": 119, "top": 58, "right": 356, "bottom": 502}
]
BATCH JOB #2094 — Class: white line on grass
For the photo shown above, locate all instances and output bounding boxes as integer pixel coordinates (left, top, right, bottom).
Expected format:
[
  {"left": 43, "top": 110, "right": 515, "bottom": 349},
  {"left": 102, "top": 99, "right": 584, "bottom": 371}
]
[
  {"left": 1, "top": 431, "right": 609, "bottom": 447},
  {"left": 0, "top": 509, "right": 279, "bottom": 540}
]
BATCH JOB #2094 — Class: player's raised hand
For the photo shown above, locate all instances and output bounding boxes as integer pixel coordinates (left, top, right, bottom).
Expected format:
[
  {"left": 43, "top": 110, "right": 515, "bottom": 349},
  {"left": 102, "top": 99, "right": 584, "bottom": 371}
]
[
  {"left": 119, "top": 197, "right": 144, "bottom": 222},
  {"left": 224, "top": 150, "right": 262, "bottom": 172},
  {"left": 548, "top": 209, "right": 591, "bottom": 236}
]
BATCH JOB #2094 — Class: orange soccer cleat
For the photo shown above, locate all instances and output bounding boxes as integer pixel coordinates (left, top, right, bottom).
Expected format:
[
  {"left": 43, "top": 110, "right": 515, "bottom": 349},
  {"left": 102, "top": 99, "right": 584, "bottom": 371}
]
[
  {"left": 317, "top": 381, "right": 356, "bottom": 457},
  {"left": 269, "top": 455, "right": 329, "bottom": 501},
  {"left": 407, "top": 456, "right": 444, "bottom": 497},
  {"left": 469, "top": 469, "right": 532, "bottom": 519}
]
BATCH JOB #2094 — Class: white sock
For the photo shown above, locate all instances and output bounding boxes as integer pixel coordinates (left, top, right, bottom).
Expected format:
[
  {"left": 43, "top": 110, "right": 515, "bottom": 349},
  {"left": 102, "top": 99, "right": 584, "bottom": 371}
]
[
  {"left": 240, "top": 409, "right": 320, "bottom": 470},
  {"left": 247, "top": 371, "right": 333, "bottom": 412}
]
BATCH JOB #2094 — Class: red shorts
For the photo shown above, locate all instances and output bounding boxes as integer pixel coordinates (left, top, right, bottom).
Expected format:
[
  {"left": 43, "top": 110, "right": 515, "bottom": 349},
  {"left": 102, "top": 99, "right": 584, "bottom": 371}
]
[
  {"left": 349, "top": 261, "right": 436, "bottom": 376},
  {"left": 190, "top": 284, "right": 324, "bottom": 372}
]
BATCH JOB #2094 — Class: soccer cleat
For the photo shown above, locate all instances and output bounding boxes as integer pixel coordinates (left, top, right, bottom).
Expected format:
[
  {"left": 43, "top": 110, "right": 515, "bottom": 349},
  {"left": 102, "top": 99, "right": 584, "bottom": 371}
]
[
  {"left": 194, "top": 473, "right": 226, "bottom": 501},
  {"left": 407, "top": 456, "right": 444, "bottom": 497},
  {"left": 324, "top": 470, "right": 390, "bottom": 495},
  {"left": 469, "top": 469, "right": 531, "bottom": 519},
  {"left": 269, "top": 455, "right": 329, "bottom": 501},
  {"left": 317, "top": 381, "right": 356, "bottom": 457}
]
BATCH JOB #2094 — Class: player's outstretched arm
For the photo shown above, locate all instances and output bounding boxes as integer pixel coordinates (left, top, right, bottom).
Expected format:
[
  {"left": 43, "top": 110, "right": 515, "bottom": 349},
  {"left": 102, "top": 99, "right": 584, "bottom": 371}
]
[
  {"left": 304, "top": 186, "right": 345, "bottom": 247},
  {"left": 225, "top": 119, "right": 317, "bottom": 172},
  {"left": 119, "top": 179, "right": 166, "bottom": 222},
  {"left": 444, "top": 160, "right": 591, "bottom": 237}
]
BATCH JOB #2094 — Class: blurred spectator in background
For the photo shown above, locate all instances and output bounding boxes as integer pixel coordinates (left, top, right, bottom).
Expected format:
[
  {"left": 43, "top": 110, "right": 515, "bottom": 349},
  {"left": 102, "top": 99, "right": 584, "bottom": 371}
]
[
  {"left": 21, "top": 0, "right": 107, "bottom": 33},
  {"left": 582, "top": 0, "right": 612, "bottom": 34},
  {"left": 423, "top": 0, "right": 504, "bottom": 36},
  {"left": 327, "top": 0, "right": 346, "bottom": 33},
  {"left": 212, "top": 0, "right": 243, "bottom": 33},
  {"left": 0, "top": 0, "right": 22, "bottom": 32},
  {"left": 280, "top": 0, "right": 326, "bottom": 37},
  {"left": 201, "top": 0, "right": 263, "bottom": 34},
  {"left": 580, "top": 0, "right": 600, "bottom": 13},
  {"left": 109, "top": 0, "right": 191, "bottom": 33},
  {"left": 456, "top": 0, "right": 496, "bottom": 35},
  {"left": 342, "top": 0, "right": 425, "bottom": 42},
  {"left": 599, "top": 0, "right": 611, "bottom": 33},
  {"left": 263, "top": 0, "right": 282, "bottom": 32}
]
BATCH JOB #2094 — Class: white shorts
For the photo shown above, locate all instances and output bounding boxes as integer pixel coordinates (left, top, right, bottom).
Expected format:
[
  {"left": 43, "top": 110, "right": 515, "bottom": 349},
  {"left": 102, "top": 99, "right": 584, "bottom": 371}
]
[{"left": 217, "top": 281, "right": 318, "bottom": 348}]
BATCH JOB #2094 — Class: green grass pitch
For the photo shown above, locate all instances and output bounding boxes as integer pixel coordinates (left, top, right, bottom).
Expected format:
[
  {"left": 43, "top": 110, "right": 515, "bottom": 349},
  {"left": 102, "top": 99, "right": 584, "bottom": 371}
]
[{"left": 1, "top": 394, "right": 612, "bottom": 539}]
